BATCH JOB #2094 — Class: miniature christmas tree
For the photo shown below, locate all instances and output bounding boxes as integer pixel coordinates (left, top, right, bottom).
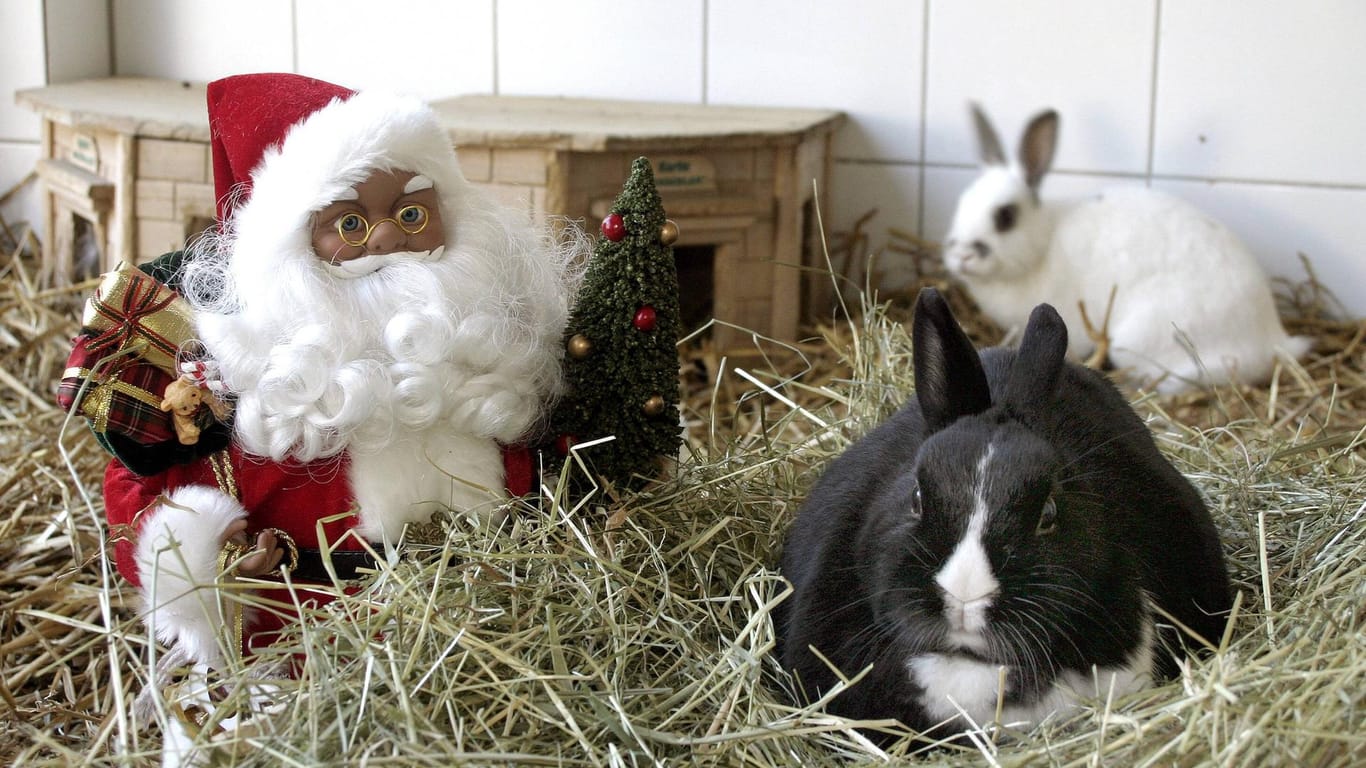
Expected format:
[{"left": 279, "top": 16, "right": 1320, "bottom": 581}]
[{"left": 547, "top": 157, "right": 683, "bottom": 491}]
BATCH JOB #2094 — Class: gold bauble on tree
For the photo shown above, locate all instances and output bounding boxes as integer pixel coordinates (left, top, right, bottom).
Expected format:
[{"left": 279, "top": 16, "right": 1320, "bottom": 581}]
[
  {"left": 659, "top": 219, "right": 679, "bottom": 246},
  {"left": 567, "top": 334, "right": 593, "bottom": 359},
  {"left": 643, "top": 394, "right": 666, "bottom": 416}
]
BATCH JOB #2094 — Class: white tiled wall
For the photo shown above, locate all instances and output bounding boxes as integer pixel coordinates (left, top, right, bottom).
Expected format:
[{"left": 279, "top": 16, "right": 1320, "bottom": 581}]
[
  {"left": 0, "top": 0, "right": 47, "bottom": 247},
  {"left": 497, "top": 1, "right": 705, "bottom": 103},
  {"left": 111, "top": 0, "right": 294, "bottom": 80},
  {"left": 708, "top": 0, "right": 925, "bottom": 162},
  {"left": 295, "top": 0, "right": 495, "bottom": 98},
  {"left": 1154, "top": 1, "right": 1366, "bottom": 185},
  {"left": 925, "top": 0, "right": 1159, "bottom": 174},
  {"left": 3, "top": 0, "right": 1363, "bottom": 315}
]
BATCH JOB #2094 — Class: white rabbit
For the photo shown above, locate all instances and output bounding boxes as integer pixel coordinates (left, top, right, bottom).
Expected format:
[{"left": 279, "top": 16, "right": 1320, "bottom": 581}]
[{"left": 941, "top": 104, "right": 1312, "bottom": 393}]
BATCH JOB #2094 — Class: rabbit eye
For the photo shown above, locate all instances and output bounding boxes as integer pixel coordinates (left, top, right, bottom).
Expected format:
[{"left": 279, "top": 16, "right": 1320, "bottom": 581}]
[
  {"left": 1035, "top": 497, "right": 1058, "bottom": 536},
  {"left": 909, "top": 487, "right": 924, "bottom": 521},
  {"left": 993, "top": 203, "right": 1019, "bottom": 233}
]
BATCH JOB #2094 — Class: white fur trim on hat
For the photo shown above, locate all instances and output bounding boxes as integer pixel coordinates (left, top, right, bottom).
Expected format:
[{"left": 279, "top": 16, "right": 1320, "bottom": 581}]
[{"left": 226, "top": 91, "right": 468, "bottom": 285}]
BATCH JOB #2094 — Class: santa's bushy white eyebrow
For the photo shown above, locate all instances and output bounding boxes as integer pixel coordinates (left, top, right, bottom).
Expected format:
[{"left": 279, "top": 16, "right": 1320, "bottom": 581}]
[{"left": 404, "top": 175, "right": 434, "bottom": 194}]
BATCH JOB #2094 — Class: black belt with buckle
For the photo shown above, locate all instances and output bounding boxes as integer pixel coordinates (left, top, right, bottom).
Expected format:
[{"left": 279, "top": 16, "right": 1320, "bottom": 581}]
[{"left": 289, "top": 547, "right": 381, "bottom": 582}]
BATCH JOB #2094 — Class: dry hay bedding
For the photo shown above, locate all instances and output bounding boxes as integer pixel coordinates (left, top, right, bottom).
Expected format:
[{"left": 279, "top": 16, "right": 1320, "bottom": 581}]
[{"left": 1, "top": 262, "right": 1363, "bottom": 766}]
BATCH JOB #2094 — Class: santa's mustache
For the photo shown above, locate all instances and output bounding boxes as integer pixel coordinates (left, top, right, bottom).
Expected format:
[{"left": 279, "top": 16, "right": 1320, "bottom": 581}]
[{"left": 322, "top": 245, "right": 446, "bottom": 279}]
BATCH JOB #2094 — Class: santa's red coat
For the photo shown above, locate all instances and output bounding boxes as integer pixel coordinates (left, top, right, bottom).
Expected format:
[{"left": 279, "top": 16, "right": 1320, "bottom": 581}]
[{"left": 104, "top": 443, "right": 534, "bottom": 589}]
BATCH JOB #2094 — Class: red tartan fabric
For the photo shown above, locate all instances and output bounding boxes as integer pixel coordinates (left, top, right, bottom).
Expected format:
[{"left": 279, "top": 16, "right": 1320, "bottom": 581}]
[{"left": 58, "top": 335, "right": 177, "bottom": 446}]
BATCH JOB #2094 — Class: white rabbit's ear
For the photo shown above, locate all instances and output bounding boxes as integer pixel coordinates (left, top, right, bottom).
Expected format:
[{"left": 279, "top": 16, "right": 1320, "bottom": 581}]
[
  {"left": 1003, "top": 301, "right": 1068, "bottom": 409},
  {"left": 970, "top": 102, "right": 1007, "bottom": 166},
  {"left": 913, "top": 287, "right": 991, "bottom": 432},
  {"left": 1019, "top": 110, "right": 1059, "bottom": 191}
]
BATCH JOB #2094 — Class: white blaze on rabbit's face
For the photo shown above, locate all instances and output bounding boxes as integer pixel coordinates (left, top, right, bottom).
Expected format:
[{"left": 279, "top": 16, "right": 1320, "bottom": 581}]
[{"left": 934, "top": 444, "right": 1000, "bottom": 652}]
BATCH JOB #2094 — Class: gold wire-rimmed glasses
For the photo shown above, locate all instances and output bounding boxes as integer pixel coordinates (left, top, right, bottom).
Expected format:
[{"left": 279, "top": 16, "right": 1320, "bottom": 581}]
[{"left": 335, "top": 204, "right": 431, "bottom": 247}]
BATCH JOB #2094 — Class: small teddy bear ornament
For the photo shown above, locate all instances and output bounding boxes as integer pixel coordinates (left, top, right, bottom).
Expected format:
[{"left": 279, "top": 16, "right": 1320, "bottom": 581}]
[{"left": 159, "top": 378, "right": 229, "bottom": 445}]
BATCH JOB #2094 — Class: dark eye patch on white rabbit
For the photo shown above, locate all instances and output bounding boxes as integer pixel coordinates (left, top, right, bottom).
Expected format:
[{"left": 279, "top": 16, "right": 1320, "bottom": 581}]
[{"left": 993, "top": 203, "right": 1018, "bottom": 233}]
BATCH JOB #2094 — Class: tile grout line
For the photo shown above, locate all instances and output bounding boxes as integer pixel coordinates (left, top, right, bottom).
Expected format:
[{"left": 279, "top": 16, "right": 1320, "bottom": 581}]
[
  {"left": 491, "top": 0, "right": 500, "bottom": 95},
  {"left": 291, "top": 0, "right": 299, "bottom": 73},
  {"left": 916, "top": 0, "right": 932, "bottom": 236},
  {"left": 701, "top": 0, "right": 709, "bottom": 104},
  {"left": 1145, "top": 0, "right": 1163, "bottom": 186}
]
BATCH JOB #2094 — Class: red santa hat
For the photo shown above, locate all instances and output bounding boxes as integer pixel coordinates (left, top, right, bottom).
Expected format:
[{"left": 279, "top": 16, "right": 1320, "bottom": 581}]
[
  {"left": 205, "top": 72, "right": 467, "bottom": 240},
  {"left": 208, "top": 73, "right": 355, "bottom": 222}
]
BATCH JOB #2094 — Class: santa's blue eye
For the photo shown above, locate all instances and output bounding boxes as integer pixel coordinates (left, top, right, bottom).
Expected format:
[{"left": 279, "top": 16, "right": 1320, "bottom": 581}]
[
  {"left": 339, "top": 213, "right": 364, "bottom": 232},
  {"left": 397, "top": 204, "right": 427, "bottom": 229}
]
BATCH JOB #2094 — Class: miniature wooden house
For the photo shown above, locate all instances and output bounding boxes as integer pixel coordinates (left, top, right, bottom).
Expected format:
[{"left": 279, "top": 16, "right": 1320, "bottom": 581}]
[
  {"left": 19, "top": 79, "right": 844, "bottom": 348},
  {"left": 433, "top": 95, "right": 844, "bottom": 348},
  {"left": 17, "top": 79, "right": 216, "bottom": 285}
]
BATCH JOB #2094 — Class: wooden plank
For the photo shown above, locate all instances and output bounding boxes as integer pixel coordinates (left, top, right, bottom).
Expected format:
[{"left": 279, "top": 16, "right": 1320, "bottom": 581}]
[
  {"left": 16, "top": 78, "right": 210, "bottom": 142},
  {"left": 134, "top": 179, "right": 174, "bottom": 219},
  {"left": 34, "top": 159, "right": 114, "bottom": 203},
  {"left": 432, "top": 94, "right": 844, "bottom": 153},
  {"left": 112, "top": 134, "right": 136, "bottom": 268},
  {"left": 136, "top": 138, "right": 208, "bottom": 183}
]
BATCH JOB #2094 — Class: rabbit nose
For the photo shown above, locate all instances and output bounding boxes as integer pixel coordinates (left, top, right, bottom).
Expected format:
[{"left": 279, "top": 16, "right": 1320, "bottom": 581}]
[
  {"left": 971, "top": 240, "right": 990, "bottom": 258},
  {"left": 943, "top": 592, "right": 994, "bottom": 641}
]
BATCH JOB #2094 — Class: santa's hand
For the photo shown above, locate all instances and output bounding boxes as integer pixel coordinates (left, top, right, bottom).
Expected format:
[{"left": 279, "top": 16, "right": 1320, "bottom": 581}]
[
  {"left": 221, "top": 520, "right": 286, "bottom": 577},
  {"left": 179, "top": 359, "right": 229, "bottom": 394}
]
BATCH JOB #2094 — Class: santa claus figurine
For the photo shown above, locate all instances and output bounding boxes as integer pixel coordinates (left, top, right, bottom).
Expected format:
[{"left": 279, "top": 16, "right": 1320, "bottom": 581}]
[{"left": 67, "top": 73, "right": 574, "bottom": 670}]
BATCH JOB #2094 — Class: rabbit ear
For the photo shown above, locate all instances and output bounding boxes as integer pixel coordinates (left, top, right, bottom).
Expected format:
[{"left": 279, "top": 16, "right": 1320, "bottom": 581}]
[
  {"left": 1003, "top": 302, "right": 1069, "bottom": 409},
  {"left": 913, "top": 287, "right": 992, "bottom": 432},
  {"left": 1019, "top": 110, "right": 1059, "bottom": 191},
  {"left": 970, "top": 102, "right": 1007, "bottom": 166}
]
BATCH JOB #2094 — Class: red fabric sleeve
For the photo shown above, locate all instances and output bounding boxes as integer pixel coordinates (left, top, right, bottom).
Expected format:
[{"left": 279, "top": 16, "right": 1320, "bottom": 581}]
[
  {"left": 103, "top": 459, "right": 170, "bottom": 588},
  {"left": 502, "top": 444, "right": 534, "bottom": 498}
]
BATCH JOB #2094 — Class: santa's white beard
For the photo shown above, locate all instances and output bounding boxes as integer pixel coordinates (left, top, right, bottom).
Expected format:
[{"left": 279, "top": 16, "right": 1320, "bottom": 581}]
[{"left": 191, "top": 244, "right": 564, "bottom": 465}]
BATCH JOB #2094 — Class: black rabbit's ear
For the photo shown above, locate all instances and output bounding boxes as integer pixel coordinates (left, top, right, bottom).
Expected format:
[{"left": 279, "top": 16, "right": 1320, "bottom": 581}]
[
  {"left": 913, "top": 287, "right": 991, "bottom": 432},
  {"left": 1004, "top": 302, "right": 1069, "bottom": 409}
]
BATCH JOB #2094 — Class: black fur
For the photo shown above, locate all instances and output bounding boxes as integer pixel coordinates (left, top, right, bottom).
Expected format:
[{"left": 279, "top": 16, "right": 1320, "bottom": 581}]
[{"left": 775, "top": 288, "right": 1231, "bottom": 741}]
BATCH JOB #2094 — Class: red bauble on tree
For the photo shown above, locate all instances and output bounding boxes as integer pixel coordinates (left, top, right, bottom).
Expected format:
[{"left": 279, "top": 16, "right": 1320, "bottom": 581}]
[
  {"left": 601, "top": 213, "right": 626, "bottom": 242},
  {"left": 546, "top": 157, "right": 682, "bottom": 493},
  {"left": 633, "top": 305, "right": 658, "bottom": 332}
]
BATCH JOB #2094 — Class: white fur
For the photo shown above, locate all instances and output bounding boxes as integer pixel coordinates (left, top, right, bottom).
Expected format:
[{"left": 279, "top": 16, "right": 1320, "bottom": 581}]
[
  {"left": 908, "top": 619, "right": 1153, "bottom": 730},
  {"left": 179, "top": 90, "right": 577, "bottom": 527},
  {"left": 323, "top": 245, "right": 444, "bottom": 279},
  {"left": 935, "top": 444, "right": 999, "bottom": 652},
  {"left": 135, "top": 485, "right": 247, "bottom": 669},
  {"left": 349, "top": 431, "right": 506, "bottom": 544},
  {"left": 159, "top": 661, "right": 286, "bottom": 767},
  {"left": 943, "top": 111, "right": 1311, "bottom": 393}
]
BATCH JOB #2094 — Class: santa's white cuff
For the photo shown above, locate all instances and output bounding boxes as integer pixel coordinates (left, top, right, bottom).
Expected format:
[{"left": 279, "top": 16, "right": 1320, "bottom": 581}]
[{"left": 134, "top": 484, "right": 246, "bottom": 667}]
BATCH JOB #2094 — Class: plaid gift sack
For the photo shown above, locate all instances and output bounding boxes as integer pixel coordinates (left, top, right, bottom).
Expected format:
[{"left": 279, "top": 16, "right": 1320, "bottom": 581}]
[
  {"left": 57, "top": 335, "right": 177, "bottom": 446},
  {"left": 56, "top": 262, "right": 196, "bottom": 447}
]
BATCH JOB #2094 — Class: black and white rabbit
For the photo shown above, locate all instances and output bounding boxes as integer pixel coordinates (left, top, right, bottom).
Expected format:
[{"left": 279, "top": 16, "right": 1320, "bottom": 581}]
[
  {"left": 776, "top": 287, "right": 1232, "bottom": 740},
  {"left": 942, "top": 104, "right": 1311, "bottom": 393}
]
